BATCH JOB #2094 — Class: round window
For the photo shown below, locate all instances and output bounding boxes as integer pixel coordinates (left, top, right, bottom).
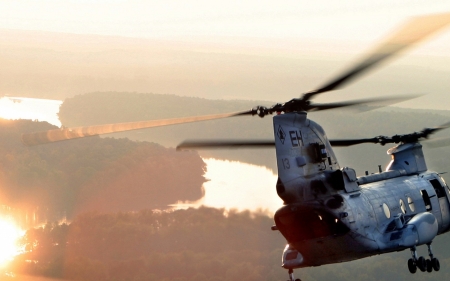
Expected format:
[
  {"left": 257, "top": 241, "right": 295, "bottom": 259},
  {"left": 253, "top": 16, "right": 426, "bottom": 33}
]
[
  {"left": 407, "top": 197, "right": 415, "bottom": 212},
  {"left": 399, "top": 199, "right": 406, "bottom": 214},
  {"left": 383, "top": 203, "right": 391, "bottom": 219}
]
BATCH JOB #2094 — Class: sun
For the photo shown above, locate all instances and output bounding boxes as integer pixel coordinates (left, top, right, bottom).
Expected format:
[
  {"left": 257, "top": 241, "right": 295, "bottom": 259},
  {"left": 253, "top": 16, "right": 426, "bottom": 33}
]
[{"left": 0, "top": 218, "right": 24, "bottom": 265}]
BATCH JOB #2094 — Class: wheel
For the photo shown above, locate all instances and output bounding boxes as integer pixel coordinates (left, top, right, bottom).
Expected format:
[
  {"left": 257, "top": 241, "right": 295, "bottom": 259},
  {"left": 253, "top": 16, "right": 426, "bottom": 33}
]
[
  {"left": 417, "top": 256, "right": 426, "bottom": 272},
  {"left": 426, "top": 259, "right": 433, "bottom": 273},
  {"left": 432, "top": 258, "right": 440, "bottom": 271},
  {"left": 408, "top": 258, "right": 417, "bottom": 274}
]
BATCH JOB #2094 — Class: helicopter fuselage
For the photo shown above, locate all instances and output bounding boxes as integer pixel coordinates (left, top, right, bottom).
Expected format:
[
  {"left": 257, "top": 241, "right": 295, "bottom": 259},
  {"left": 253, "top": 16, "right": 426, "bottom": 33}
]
[
  {"left": 276, "top": 171, "right": 450, "bottom": 268},
  {"left": 272, "top": 112, "right": 450, "bottom": 269}
]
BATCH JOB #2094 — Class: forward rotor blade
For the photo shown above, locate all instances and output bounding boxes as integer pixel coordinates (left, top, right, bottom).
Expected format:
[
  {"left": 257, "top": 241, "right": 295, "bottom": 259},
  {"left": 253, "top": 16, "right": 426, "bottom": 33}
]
[
  {"left": 22, "top": 112, "right": 244, "bottom": 146},
  {"left": 329, "top": 138, "right": 381, "bottom": 147},
  {"left": 304, "top": 12, "right": 450, "bottom": 99},
  {"left": 177, "top": 119, "right": 450, "bottom": 150},
  {"left": 177, "top": 140, "right": 275, "bottom": 150},
  {"left": 177, "top": 137, "right": 381, "bottom": 150}
]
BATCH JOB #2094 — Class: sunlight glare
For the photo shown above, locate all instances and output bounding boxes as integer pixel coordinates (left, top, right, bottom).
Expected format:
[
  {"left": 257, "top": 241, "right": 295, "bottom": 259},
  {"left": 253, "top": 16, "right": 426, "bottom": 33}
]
[{"left": 0, "top": 218, "right": 24, "bottom": 264}]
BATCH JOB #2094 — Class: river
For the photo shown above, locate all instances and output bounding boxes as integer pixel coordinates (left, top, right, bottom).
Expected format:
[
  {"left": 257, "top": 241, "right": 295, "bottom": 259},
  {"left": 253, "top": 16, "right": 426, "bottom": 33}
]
[{"left": 0, "top": 96, "right": 282, "bottom": 215}]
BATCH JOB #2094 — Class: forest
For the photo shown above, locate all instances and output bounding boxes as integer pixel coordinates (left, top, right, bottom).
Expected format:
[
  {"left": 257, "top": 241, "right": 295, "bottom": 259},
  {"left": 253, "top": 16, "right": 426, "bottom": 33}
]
[
  {"left": 3, "top": 92, "right": 450, "bottom": 281},
  {"left": 8, "top": 207, "right": 450, "bottom": 281},
  {"left": 0, "top": 118, "right": 205, "bottom": 222}
]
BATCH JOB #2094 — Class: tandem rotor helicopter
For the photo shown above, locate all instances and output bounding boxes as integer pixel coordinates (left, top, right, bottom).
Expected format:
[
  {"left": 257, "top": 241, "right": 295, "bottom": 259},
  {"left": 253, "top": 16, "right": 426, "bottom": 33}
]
[{"left": 21, "top": 12, "right": 450, "bottom": 281}]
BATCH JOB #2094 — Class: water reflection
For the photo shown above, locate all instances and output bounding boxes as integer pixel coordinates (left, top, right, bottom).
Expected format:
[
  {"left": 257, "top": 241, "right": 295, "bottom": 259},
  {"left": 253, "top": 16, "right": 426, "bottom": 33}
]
[
  {"left": 0, "top": 97, "right": 282, "bottom": 215},
  {"left": 176, "top": 158, "right": 282, "bottom": 215},
  {"left": 0, "top": 96, "right": 62, "bottom": 127}
]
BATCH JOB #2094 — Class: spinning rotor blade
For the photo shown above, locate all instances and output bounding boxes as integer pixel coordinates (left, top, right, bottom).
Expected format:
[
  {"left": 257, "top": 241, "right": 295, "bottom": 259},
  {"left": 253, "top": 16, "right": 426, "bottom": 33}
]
[
  {"left": 308, "top": 95, "right": 420, "bottom": 112},
  {"left": 251, "top": 12, "right": 450, "bottom": 115},
  {"left": 177, "top": 140, "right": 275, "bottom": 150},
  {"left": 328, "top": 121, "right": 450, "bottom": 147},
  {"left": 177, "top": 121, "right": 450, "bottom": 150},
  {"left": 22, "top": 112, "right": 244, "bottom": 146},
  {"left": 329, "top": 138, "right": 381, "bottom": 147},
  {"left": 303, "top": 12, "right": 450, "bottom": 100},
  {"left": 424, "top": 137, "right": 450, "bottom": 148},
  {"left": 177, "top": 138, "right": 380, "bottom": 150}
]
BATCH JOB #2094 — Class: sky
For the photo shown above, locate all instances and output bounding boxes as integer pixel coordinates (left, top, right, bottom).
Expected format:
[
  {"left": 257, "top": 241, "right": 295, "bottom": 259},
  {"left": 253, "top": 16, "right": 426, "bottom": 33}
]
[
  {"left": 1, "top": 1, "right": 450, "bottom": 109},
  {"left": 1, "top": 0, "right": 449, "bottom": 41}
]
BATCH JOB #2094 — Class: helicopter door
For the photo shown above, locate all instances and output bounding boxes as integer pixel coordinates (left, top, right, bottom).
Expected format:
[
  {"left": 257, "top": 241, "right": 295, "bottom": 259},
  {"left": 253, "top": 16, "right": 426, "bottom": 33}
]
[
  {"left": 429, "top": 179, "right": 450, "bottom": 231},
  {"left": 421, "top": 186, "right": 445, "bottom": 232}
]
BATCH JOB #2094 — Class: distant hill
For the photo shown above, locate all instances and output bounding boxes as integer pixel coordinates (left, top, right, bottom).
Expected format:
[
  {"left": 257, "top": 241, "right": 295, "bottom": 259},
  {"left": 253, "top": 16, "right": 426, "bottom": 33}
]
[{"left": 59, "top": 92, "right": 450, "bottom": 182}]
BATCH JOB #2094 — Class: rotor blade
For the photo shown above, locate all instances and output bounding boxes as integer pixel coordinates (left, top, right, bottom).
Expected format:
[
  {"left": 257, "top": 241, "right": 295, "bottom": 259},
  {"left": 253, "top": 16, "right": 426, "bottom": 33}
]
[
  {"left": 22, "top": 112, "right": 244, "bottom": 146},
  {"left": 308, "top": 95, "right": 420, "bottom": 112},
  {"left": 177, "top": 137, "right": 382, "bottom": 150},
  {"left": 329, "top": 138, "right": 381, "bottom": 147},
  {"left": 304, "top": 12, "right": 450, "bottom": 99},
  {"left": 177, "top": 140, "right": 275, "bottom": 150},
  {"left": 427, "top": 121, "right": 450, "bottom": 133},
  {"left": 423, "top": 137, "right": 450, "bottom": 148}
]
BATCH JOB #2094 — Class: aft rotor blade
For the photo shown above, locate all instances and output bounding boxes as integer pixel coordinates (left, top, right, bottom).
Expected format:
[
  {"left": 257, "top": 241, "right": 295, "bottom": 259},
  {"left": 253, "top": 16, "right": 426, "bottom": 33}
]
[
  {"left": 304, "top": 12, "right": 450, "bottom": 100},
  {"left": 308, "top": 95, "right": 420, "bottom": 112},
  {"left": 177, "top": 140, "right": 275, "bottom": 150},
  {"left": 426, "top": 121, "right": 450, "bottom": 134},
  {"left": 22, "top": 112, "right": 244, "bottom": 146},
  {"left": 423, "top": 137, "right": 450, "bottom": 148}
]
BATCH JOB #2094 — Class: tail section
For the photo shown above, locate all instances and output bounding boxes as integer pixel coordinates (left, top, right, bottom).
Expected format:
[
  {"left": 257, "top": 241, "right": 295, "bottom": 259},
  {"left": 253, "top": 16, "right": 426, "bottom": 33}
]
[{"left": 273, "top": 112, "right": 341, "bottom": 203}]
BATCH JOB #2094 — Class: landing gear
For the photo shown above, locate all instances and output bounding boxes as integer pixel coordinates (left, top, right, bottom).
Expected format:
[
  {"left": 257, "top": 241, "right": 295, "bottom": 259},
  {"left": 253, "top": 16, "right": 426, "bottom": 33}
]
[
  {"left": 427, "top": 243, "right": 440, "bottom": 272},
  {"left": 432, "top": 258, "right": 440, "bottom": 271},
  {"left": 417, "top": 256, "right": 426, "bottom": 272},
  {"left": 407, "top": 258, "right": 417, "bottom": 273},
  {"left": 407, "top": 244, "right": 440, "bottom": 274},
  {"left": 426, "top": 259, "right": 432, "bottom": 273},
  {"left": 287, "top": 269, "right": 301, "bottom": 281}
]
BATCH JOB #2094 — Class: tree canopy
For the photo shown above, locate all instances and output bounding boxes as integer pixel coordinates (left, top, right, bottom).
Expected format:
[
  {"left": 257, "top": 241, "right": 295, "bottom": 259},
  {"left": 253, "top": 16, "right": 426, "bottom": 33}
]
[{"left": 0, "top": 119, "right": 206, "bottom": 222}]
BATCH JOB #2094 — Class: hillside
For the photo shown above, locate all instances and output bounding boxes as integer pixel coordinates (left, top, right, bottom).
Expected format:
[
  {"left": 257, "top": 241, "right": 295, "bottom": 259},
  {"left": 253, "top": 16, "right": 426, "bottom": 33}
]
[{"left": 0, "top": 119, "right": 206, "bottom": 223}]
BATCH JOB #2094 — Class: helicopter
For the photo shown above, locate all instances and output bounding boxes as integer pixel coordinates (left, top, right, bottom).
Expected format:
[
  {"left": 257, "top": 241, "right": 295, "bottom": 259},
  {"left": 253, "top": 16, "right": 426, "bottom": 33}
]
[{"left": 21, "top": 12, "right": 450, "bottom": 281}]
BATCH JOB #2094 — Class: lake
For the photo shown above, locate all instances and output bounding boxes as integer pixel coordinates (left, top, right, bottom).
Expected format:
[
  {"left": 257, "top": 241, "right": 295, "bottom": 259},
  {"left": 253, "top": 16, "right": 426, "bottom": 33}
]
[{"left": 0, "top": 96, "right": 282, "bottom": 215}]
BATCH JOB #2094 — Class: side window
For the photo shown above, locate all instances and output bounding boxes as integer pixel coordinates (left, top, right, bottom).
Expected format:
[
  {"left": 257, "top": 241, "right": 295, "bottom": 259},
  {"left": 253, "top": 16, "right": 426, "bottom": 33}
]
[
  {"left": 421, "top": 190, "right": 432, "bottom": 211},
  {"left": 399, "top": 199, "right": 407, "bottom": 214},
  {"left": 382, "top": 203, "right": 391, "bottom": 219},
  {"left": 430, "top": 179, "right": 446, "bottom": 198},
  {"left": 407, "top": 197, "right": 415, "bottom": 212}
]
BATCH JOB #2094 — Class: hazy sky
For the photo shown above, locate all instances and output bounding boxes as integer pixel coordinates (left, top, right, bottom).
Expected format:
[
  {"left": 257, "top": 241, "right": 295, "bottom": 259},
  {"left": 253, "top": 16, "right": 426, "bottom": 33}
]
[
  {"left": 1, "top": 1, "right": 450, "bottom": 109},
  {"left": 1, "top": 1, "right": 449, "bottom": 42}
]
